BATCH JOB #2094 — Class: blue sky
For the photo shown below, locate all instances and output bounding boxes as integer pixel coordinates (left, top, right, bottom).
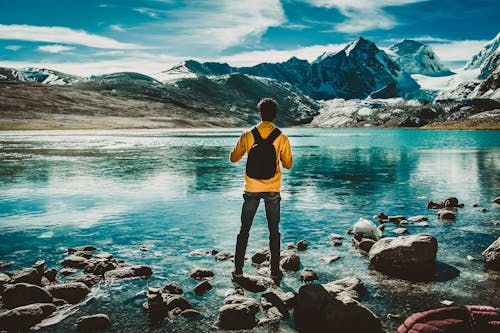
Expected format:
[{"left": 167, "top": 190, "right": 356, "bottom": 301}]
[{"left": 0, "top": 0, "right": 498, "bottom": 76}]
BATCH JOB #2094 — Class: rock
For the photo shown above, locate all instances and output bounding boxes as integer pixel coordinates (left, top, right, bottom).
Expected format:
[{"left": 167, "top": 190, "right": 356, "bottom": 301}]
[
  {"left": 0, "top": 303, "right": 56, "bottom": 332},
  {"left": 210, "top": 249, "right": 219, "bottom": 255},
  {"left": 472, "top": 203, "right": 478, "bottom": 207},
  {"left": 194, "top": 280, "right": 212, "bottom": 296},
  {"left": 61, "top": 268, "right": 78, "bottom": 276},
  {"left": 189, "top": 249, "right": 208, "bottom": 257},
  {"left": 181, "top": 309, "right": 201, "bottom": 318},
  {"left": 70, "top": 274, "right": 101, "bottom": 288},
  {"left": 286, "top": 242, "right": 297, "bottom": 249},
  {"left": 163, "top": 294, "right": 192, "bottom": 311},
  {"left": 440, "top": 300, "right": 454, "bottom": 306},
  {"left": 2, "top": 283, "right": 54, "bottom": 309},
  {"left": 251, "top": 248, "right": 270, "bottom": 264},
  {"left": 104, "top": 265, "right": 152, "bottom": 279},
  {"left": 68, "top": 245, "right": 97, "bottom": 254},
  {"left": 0, "top": 273, "right": 10, "bottom": 284},
  {"left": 296, "top": 240, "right": 308, "bottom": 251},
  {"left": 139, "top": 245, "right": 151, "bottom": 251},
  {"left": 482, "top": 237, "right": 500, "bottom": 270},
  {"left": 47, "top": 282, "right": 91, "bottom": 304},
  {"left": 438, "top": 209, "right": 456, "bottom": 221},
  {"left": 466, "top": 255, "right": 479, "bottom": 262},
  {"left": 162, "top": 282, "right": 183, "bottom": 295},
  {"left": 214, "top": 251, "right": 234, "bottom": 261},
  {"left": 10, "top": 268, "right": 42, "bottom": 285},
  {"left": 92, "top": 261, "right": 117, "bottom": 276},
  {"left": 94, "top": 252, "right": 113, "bottom": 260},
  {"left": 0, "top": 261, "right": 13, "bottom": 270},
  {"left": 76, "top": 314, "right": 111, "bottom": 332},
  {"left": 358, "top": 238, "right": 376, "bottom": 253},
  {"left": 280, "top": 252, "right": 301, "bottom": 271},
  {"left": 323, "top": 276, "right": 366, "bottom": 301},
  {"left": 261, "top": 290, "right": 294, "bottom": 315},
  {"left": 427, "top": 201, "right": 444, "bottom": 209},
  {"left": 416, "top": 221, "right": 430, "bottom": 227},
  {"left": 73, "top": 251, "right": 94, "bottom": 259},
  {"left": 353, "top": 218, "right": 382, "bottom": 241},
  {"left": 190, "top": 267, "right": 214, "bottom": 280},
  {"left": 43, "top": 268, "right": 57, "bottom": 282},
  {"left": 369, "top": 234, "right": 438, "bottom": 278},
  {"left": 388, "top": 215, "right": 406, "bottom": 224},
  {"left": 393, "top": 228, "right": 409, "bottom": 235},
  {"left": 494, "top": 197, "right": 500, "bottom": 204},
  {"left": 408, "top": 215, "right": 428, "bottom": 223},
  {"left": 329, "top": 233, "right": 343, "bottom": 241},
  {"left": 300, "top": 269, "right": 318, "bottom": 283},
  {"left": 373, "top": 212, "right": 388, "bottom": 222},
  {"left": 444, "top": 197, "right": 459, "bottom": 208},
  {"left": 61, "top": 255, "right": 88, "bottom": 269},
  {"left": 331, "top": 239, "right": 343, "bottom": 246},
  {"left": 33, "top": 260, "right": 45, "bottom": 275},
  {"left": 217, "top": 295, "right": 260, "bottom": 330},
  {"left": 481, "top": 208, "right": 488, "bottom": 213},
  {"left": 53, "top": 298, "right": 68, "bottom": 306},
  {"left": 232, "top": 274, "right": 274, "bottom": 293},
  {"left": 321, "top": 255, "right": 341, "bottom": 263},
  {"left": 293, "top": 281, "right": 382, "bottom": 333}
]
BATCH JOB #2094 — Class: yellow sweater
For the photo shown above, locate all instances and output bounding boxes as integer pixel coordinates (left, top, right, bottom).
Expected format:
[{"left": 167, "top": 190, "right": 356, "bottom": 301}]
[{"left": 230, "top": 121, "right": 293, "bottom": 192}]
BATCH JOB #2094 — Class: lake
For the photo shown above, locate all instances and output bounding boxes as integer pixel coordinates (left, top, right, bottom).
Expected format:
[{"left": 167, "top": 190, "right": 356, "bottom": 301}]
[{"left": 0, "top": 128, "right": 499, "bottom": 332}]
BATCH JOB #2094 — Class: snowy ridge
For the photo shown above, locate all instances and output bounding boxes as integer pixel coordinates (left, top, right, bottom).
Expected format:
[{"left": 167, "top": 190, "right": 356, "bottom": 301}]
[{"left": 464, "top": 32, "right": 500, "bottom": 71}]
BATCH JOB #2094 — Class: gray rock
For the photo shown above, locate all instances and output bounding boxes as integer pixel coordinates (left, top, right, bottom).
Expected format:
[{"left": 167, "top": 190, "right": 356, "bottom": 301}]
[
  {"left": 232, "top": 274, "right": 274, "bottom": 293},
  {"left": 61, "top": 255, "right": 88, "bottom": 269},
  {"left": 280, "top": 252, "right": 301, "bottom": 271},
  {"left": 408, "top": 215, "right": 428, "bottom": 223},
  {"left": 68, "top": 246, "right": 97, "bottom": 254},
  {"left": 214, "top": 251, "right": 234, "bottom": 261},
  {"left": 438, "top": 210, "right": 456, "bottom": 221},
  {"left": 329, "top": 233, "right": 344, "bottom": 240},
  {"left": 427, "top": 201, "right": 444, "bottom": 209},
  {"left": 300, "top": 269, "right": 318, "bottom": 283},
  {"left": 296, "top": 240, "right": 308, "bottom": 251},
  {"left": 104, "top": 265, "right": 152, "bottom": 280},
  {"left": 251, "top": 248, "right": 270, "bottom": 264},
  {"left": 217, "top": 295, "right": 260, "bottom": 330},
  {"left": 190, "top": 267, "right": 213, "bottom": 280},
  {"left": 0, "top": 303, "right": 56, "bottom": 332},
  {"left": 181, "top": 309, "right": 201, "bottom": 318},
  {"left": 163, "top": 294, "right": 192, "bottom": 311},
  {"left": 444, "top": 197, "right": 459, "bottom": 207},
  {"left": 194, "top": 280, "right": 212, "bottom": 296},
  {"left": 261, "top": 290, "right": 294, "bottom": 314},
  {"left": 61, "top": 267, "right": 78, "bottom": 276},
  {"left": 33, "top": 260, "right": 45, "bottom": 275},
  {"left": 0, "top": 273, "right": 10, "bottom": 284},
  {"left": 358, "top": 238, "right": 376, "bottom": 253},
  {"left": 94, "top": 252, "right": 113, "bottom": 260},
  {"left": 2, "top": 283, "right": 54, "bottom": 309},
  {"left": 10, "top": 268, "right": 42, "bottom": 285},
  {"left": 388, "top": 215, "right": 406, "bottom": 224},
  {"left": 47, "top": 282, "right": 91, "bottom": 304},
  {"left": 369, "top": 234, "right": 438, "bottom": 278},
  {"left": 323, "top": 276, "right": 366, "bottom": 301},
  {"left": 321, "top": 255, "right": 341, "bottom": 263},
  {"left": 494, "top": 196, "right": 500, "bottom": 204},
  {"left": 72, "top": 251, "right": 94, "bottom": 259},
  {"left": 76, "top": 314, "right": 111, "bottom": 332},
  {"left": 70, "top": 274, "right": 102, "bottom": 288},
  {"left": 373, "top": 212, "right": 388, "bottom": 222},
  {"left": 43, "top": 268, "right": 57, "bottom": 282},
  {"left": 393, "top": 228, "right": 409, "bottom": 235},
  {"left": 482, "top": 237, "right": 500, "bottom": 270},
  {"left": 162, "top": 282, "right": 183, "bottom": 295}
]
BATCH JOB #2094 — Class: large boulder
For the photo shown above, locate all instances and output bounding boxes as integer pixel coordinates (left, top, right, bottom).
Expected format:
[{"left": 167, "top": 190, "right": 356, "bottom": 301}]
[
  {"left": 397, "top": 305, "right": 500, "bottom": 333},
  {"left": 47, "top": 282, "right": 91, "bottom": 304},
  {"left": 280, "top": 252, "right": 301, "bottom": 271},
  {"left": 216, "top": 295, "right": 260, "bottom": 330},
  {"left": 76, "top": 314, "right": 111, "bottom": 332},
  {"left": 353, "top": 218, "right": 382, "bottom": 241},
  {"left": 232, "top": 274, "right": 274, "bottom": 293},
  {"left": 10, "top": 268, "right": 42, "bottom": 285},
  {"left": 60, "top": 255, "right": 88, "bottom": 269},
  {"left": 293, "top": 278, "right": 382, "bottom": 333},
  {"left": 2, "top": 283, "right": 54, "bottom": 309},
  {"left": 369, "top": 234, "right": 438, "bottom": 278},
  {"left": 0, "top": 303, "right": 56, "bottom": 332},
  {"left": 482, "top": 237, "right": 500, "bottom": 270},
  {"left": 104, "top": 265, "right": 152, "bottom": 280}
]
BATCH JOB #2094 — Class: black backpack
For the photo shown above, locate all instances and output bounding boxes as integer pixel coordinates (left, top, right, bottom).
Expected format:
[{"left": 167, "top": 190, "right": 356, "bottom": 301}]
[{"left": 246, "top": 127, "right": 281, "bottom": 179}]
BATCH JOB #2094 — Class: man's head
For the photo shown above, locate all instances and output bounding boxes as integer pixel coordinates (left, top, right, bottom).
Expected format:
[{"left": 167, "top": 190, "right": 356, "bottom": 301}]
[{"left": 258, "top": 98, "right": 278, "bottom": 122}]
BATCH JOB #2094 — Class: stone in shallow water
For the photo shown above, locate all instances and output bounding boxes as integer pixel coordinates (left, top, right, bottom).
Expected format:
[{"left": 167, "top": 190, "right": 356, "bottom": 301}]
[
  {"left": 76, "top": 314, "right": 111, "bottom": 332},
  {"left": 162, "top": 282, "right": 183, "bottom": 295},
  {"left": 61, "top": 268, "right": 78, "bottom": 276},
  {"left": 321, "top": 255, "right": 341, "bottom": 263},
  {"left": 193, "top": 280, "right": 212, "bottom": 296},
  {"left": 393, "top": 228, "right": 409, "bottom": 235},
  {"left": 300, "top": 269, "right": 318, "bottom": 283},
  {"left": 217, "top": 295, "right": 260, "bottom": 330},
  {"left": 438, "top": 210, "right": 456, "bottom": 221},
  {"left": 482, "top": 237, "right": 500, "bottom": 270},
  {"left": 104, "top": 265, "right": 152, "bottom": 280},
  {"left": 408, "top": 215, "right": 428, "bottom": 223},
  {"left": 280, "top": 252, "right": 300, "bottom": 271},
  {"left": 232, "top": 274, "right": 274, "bottom": 293},
  {"left": 181, "top": 309, "right": 201, "bottom": 318},
  {"left": 68, "top": 246, "right": 97, "bottom": 254},
  {"left": 190, "top": 267, "right": 213, "bottom": 280},
  {"left": 2, "top": 283, "right": 54, "bottom": 309},
  {"left": 10, "top": 268, "right": 42, "bottom": 285},
  {"left": 296, "top": 240, "right": 308, "bottom": 251},
  {"left": 47, "top": 282, "right": 91, "bottom": 304},
  {"left": 0, "top": 303, "right": 56, "bottom": 332},
  {"left": 251, "top": 248, "right": 270, "bottom": 264},
  {"left": 214, "top": 251, "right": 234, "bottom": 261},
  {"left": 60, "top": 255, "right": 88, "bottom": 269}
]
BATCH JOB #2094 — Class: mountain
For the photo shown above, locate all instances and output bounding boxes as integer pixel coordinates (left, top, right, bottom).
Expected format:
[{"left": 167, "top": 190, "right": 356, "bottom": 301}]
[
  {"left": 0, "top": 67, "right": 83, "bottom": 85},
  {"left": 154, "top": 60, "right": 234, "bottom": 82},
  {"left": 0, "top": 67, "right": 22, "bottom": 81},
  {"left": 388, "top": 39, "right": 453, "bottom": 76},
  {"left": 464, "top": 32, "right": 500, "bottom": 78}
]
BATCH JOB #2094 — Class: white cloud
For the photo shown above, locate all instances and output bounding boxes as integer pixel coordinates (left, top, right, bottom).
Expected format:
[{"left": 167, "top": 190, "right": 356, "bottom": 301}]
[
  {"left": 5, "top": 45, "right": 22, "bottom": 51},
  {"left": 0, "top": 24, "right": 136, "bottom": 49},
  {"left": 304, "top": 0, "right": 429, "bottom": 33},
  {"left": 110, "top": 24, "right": 125, "bottom": 32},
  {"left": 428, "top": 40, "right": 489, "bottom": 62},
  {"left": 133, "top": 7, "right": 160, "bottom": 18},
  {"left": 282, "top": 23, "right": 310, "bottom": 30},
  {"left": 37, "top": 44, "right": 75, "bottom": 53},
  {"left": 384, "top": 36, "right": 452, "bottom": 44}
]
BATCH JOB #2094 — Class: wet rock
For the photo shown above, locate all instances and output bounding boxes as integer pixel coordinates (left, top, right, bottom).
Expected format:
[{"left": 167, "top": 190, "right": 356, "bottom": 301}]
[
  {"left": 293, "top": 278, "right": 382, "bottom": 333},
  {"left": 369, "top": 234, "right": 438, "bottom": 278},
  {"left": 214, "top": 251, "right": 234, "bottom": 261},
  {"left": 70, "top": 274, "right": 101, "bottom": 288},
  {"left": 53, "top": 298, "right": 68, "bottom": 306},
  {"left": 10, "top": 267, "right": 42, "bottom": 285},
  {"left": 47, "top": 282, "right": 91, "bottom": 304},
  {"left": 61, "top": 268, "right": 78, "bottom": 276},
  {"left": 68, "top": 246, "right": 97, "bottom": 254},
  {"left": 194, "top": 280, "right": 212, "bottom": 296},
  {"left": 443, "top": 197, "right": 459, "bottom": 208},
  {"left": 190, "top": 267, "right": 214, "bottom": 280},
  {"left": 164, "top": 294, "right": 192, "bottom": 311},
  {"left": 181, "top": 309, "right": 201, "bottom": 318},
  {"left": 300, "top": 269, "right": 318, "bottom": 283},
  {"left": 438, "top": 210, "right": 456, "bottom": 221},
  {"left": 251, "top": 248, "right": 270, "bottom": 264},
  {"left": 0, "top": 273, "right": 10, "bottom": 284},
  {"left": 373, "top": 212, "right": 388, "bottom": 222},
  {"left": 280, "top": 252, "right": 301, "bottom": 271},
  {"left": 331, "top": 239, "right": 343, "bottom": 246},
  {"left": 416, "top": 221, "right": 430, "bottom": 227},
  {"left": 104, "top": 265, "right": 152, "bottom": 280},
  {"left": 393, "top": 228, "right": 409, "bottom": 235},
  {"left": 94, "top": 252, "right": 113, "bottom": 260},
  {"left": 296, "top": 240, "right": 308, "bottom": 251},
  {"left": 189, "top": 249, "right": 208, "bottom": 257},
  {"left": 482, "top": 237, "right": 500, "bottom": 270},
  {"left": 323, "top": 276, "right": 366, "bottom": 300},
  {"left": 61, "top": 255, "right": 88, "bottom": 269},
  {"left": 0, "top": 261, "right": 13, "bottom": 270},
  {"left": 2, "top": 283, "right": 54, "bottom": 309},
  {"left": 162, "top": 282, "right": 183, "bottom": 295},
  {"left": 329, "top": 233, "right": 343, "bottom": 241},
  {"left": 408, "top": 215, "right": 428, "bottom": 223},
  {"left": 321, "top": 255, "right": 341, "bottom": 263},
  {"left": 217, "top": 295, "right": 260, "bottom": 330},
  {"left": 356, "top": 238, "right": 376, "bottom": 253},
  {"left": 76, "top": 314, "right": 111, "bottom": 332},
  {"left": 472, "top": 203, "right": 478, "bottom": 207},
  {"left": 73, "top": 251, "right": 94, "bottom": 259},
  {"left": 43, "top": 268, "right": 57, "bottom": 282},
  {"left": 33, "top": 260, "right": 45, "bottom": 275},
  {"left": 210, "top": 249, "right": 219, "bottom": 255},
  {"left": 261, "top": 290, "right": 294, "bottom": 315},
  {"left": 353, "top": 218, "right": 382, "bottom": 241},
  {"left": 286, "top": 242, "right": 297, "bottom": 249},
  {"left": 388, "top": 215, "right": 406, "bottom": 224},
  {"left": 0, "top": 303, "right": 56, "bottom": 332},
  {"left": 92, "top": 261, "right": 117, "bottom": 276},
  {"left": 481, "top": 208, "right": 488, "bottom": 213},
  {"left": 232, "top": 274, "right": 274, "bottom": 293},
  {"left": 427, "top": 201, "right": 444, "bottom": 209},
  {"left": 494, "top": 197, "right": 500, "bottom": 204}
]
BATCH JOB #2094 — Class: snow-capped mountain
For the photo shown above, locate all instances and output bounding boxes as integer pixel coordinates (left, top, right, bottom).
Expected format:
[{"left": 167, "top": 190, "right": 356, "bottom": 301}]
[
  {"left": 388, "top": 39, "right": 453, "bottom": 76},
  {"left": 464, "top": 32, "right": 500, "bottom": 78},
  {"left": 0, "top": 67, "right": 22, "bottom": 81},
  {"left": 154, "top": 60, "right": 233, "bottom": 82},
  {"left": 0, "top": 67, "right": 83, "bottom": 85}
]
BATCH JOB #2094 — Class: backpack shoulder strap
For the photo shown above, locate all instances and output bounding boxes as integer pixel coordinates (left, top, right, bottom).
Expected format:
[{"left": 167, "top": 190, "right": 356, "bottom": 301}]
[
  {"left": 251, "top": 127, "right": 263, "bottom": 144},
  {"left": 265, "top": 128, "right": 282, "bottom": 143}
]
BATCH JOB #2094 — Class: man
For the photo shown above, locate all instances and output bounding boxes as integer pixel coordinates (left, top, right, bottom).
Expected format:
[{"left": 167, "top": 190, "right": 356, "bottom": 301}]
[{"left": 230, "top": 98, "right": 293, "bottom": 282}]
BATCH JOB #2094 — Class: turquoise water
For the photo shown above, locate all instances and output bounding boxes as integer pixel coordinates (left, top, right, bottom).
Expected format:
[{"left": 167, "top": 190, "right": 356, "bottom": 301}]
[{"left": 0, "top": 128, "right": 499, "bottom": 332}]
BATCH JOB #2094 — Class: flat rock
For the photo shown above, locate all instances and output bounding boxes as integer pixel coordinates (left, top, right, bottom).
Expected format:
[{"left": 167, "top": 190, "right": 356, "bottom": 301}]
[
  {"left": 94, "top": 252, "right": 113, "bottom": 260},
  {"left": 190, "top": 267, "right": 214, "bottom": 280},
  {"left": 2, "top": 283, "right": 54, "bottom": 309},
  {"left": 104, "top": 265, "right": 152, "bottom": 280},
  {"left": 76, "top": 314, "right": 111, "bottom": 332},
  {"left": 482, "top": 237, "right": 500, "bottom": 270},
  {"left": 47, "top": 282, "right": 91, "bottom": 304},
  {"left": 60, "top": 255, "right": 88, "bottom": 269},
  {"left": 416, "top": 221, "right": 430, "bottom": 227},
  {"left": 393, "top": 228, "right": 409, "bottom": 235},
  {"left": 321, "top": 255, "right": 341, "bottom": 263},
  {"left": 162, "top": 282, "right": 183, "bottom": 295},
  {"left": 251, "top": 248, "right": 270, "bottom": 264},
  {"left": 61, "top": 267, "right": 78, "bottom": 276},
  {"left": 214, "top": 251, "right": 234, "bottom": 261},
  {"left": 10, "top": 268, "right": 42, "bottom": 285},
  {"left": 0, "top": 303, "right": 56, "bottom": 332},
  {"left": 194, "top": 280, "right": 212, "bottom": 296},
  {"left": 232, "top": 274, "right": 274, "bottom": 293},
  {"left": 68, "top": 246, "right": 97, "bottom": 254},
  {"left": 181, "top": 309, "right": 201, "bottom": 318}
]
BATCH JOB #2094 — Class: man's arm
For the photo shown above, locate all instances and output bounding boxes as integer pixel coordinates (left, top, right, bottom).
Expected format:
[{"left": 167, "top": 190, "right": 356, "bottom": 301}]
[
  {"left": 230, "top": 133, "right": 246, "bottom": 163},
  {"left": 280, "top": 136, "right": 293, "bottom": 169}
]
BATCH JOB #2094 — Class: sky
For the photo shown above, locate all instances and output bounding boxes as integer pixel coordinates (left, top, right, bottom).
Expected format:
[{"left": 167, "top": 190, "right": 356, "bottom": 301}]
[{"left": 0, "top": 0, "right": 498, "bottom": 76}]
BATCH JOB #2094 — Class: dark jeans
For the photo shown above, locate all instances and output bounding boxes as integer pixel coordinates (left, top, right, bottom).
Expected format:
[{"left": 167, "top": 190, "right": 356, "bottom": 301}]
[{"left": 234, "top": 191, "right": 281, "bottom": 274}]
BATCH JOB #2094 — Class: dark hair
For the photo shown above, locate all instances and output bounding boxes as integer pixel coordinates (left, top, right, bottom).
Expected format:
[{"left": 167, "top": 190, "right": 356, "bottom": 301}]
[{"left": 257, "top": 98, "right": 278, "bottom": 121}]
